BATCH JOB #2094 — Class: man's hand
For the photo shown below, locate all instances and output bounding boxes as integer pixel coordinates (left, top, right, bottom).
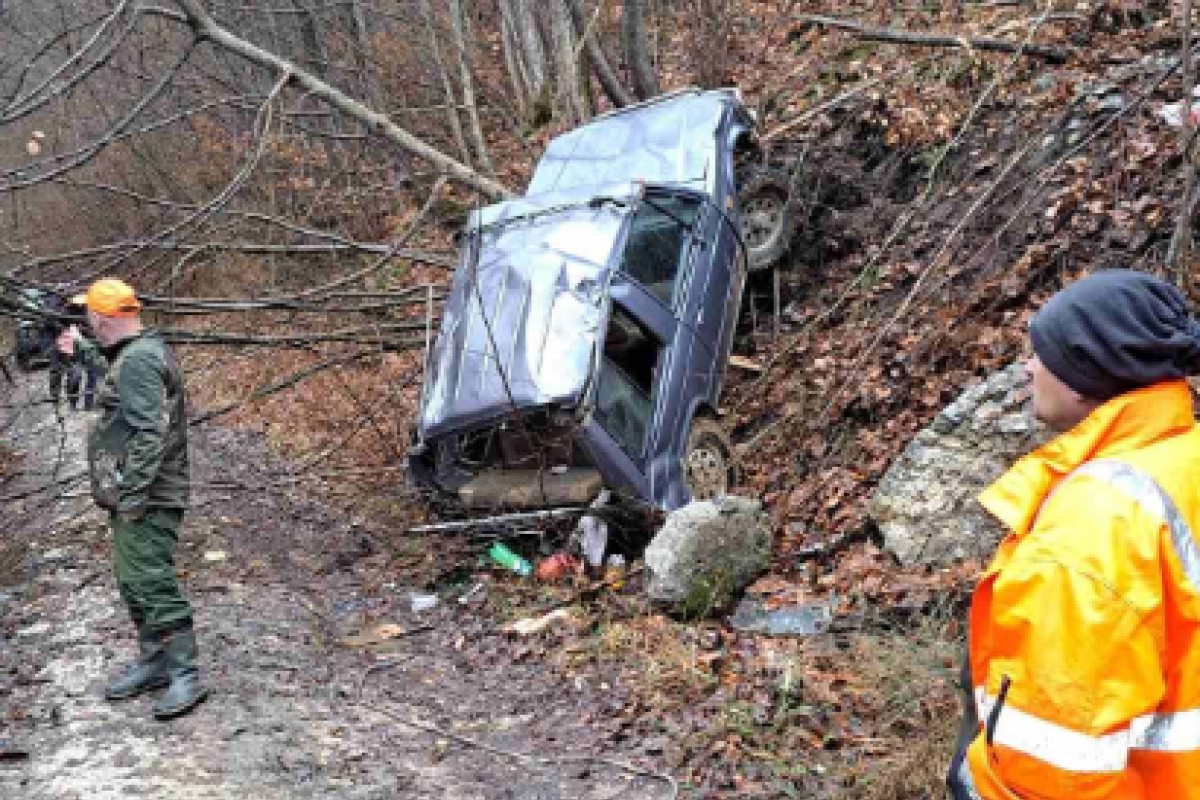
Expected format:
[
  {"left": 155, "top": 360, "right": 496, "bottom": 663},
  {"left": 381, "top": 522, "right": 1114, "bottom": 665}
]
[{"left": 55, "top": 326, "right": 78, "bottom": 356}]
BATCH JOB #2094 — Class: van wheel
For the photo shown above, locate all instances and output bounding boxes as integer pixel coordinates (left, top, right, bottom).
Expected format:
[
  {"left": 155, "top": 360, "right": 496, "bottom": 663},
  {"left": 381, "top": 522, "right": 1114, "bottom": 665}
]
[
  {"left": 737, "top": 167, "right": 796, "bottom": 272},
  {"left": 684, "top": 417, "right": 736, "bottom": 501}
]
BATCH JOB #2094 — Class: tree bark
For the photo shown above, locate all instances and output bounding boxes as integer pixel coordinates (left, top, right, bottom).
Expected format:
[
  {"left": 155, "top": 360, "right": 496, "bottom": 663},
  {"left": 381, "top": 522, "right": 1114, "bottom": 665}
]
[
  {"left": 1169, "top": 0, "right": 1196, "bottom": 282},
  {"left": 418, "top": 0, "right": 472, "bottom": 166},
  {"left": 448, "top": 0, "right": 495, "bottom": 175},
  {"left": 565, "top": 0, "right": 634, "bottom": 108},
  {"left": 622, "top": 0, "right": 659, "bottom": 99},
  {"left": 348, "top": 0, "right": 383, "bottom": 109},
  {"left": 498, "top": 3, "right": 530, "bottom": 120},
  {"left": 170, "top": 0, "right": 510, "bottom": 200},
  {"left": 550, "top": 0, "right": 589, "bottom": 124},
  {"left": 498, "top": 0, "right": 552, "bottom": 123}
]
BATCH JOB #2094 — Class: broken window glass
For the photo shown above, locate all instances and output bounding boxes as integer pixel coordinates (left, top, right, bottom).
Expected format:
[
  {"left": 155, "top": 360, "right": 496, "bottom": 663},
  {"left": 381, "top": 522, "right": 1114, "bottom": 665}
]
[
  {"left": 619, "top": 194, "right": 700, "bottom": 308},
  {"left": 594, "top": 306, "right": 661, "bottom": 459}
]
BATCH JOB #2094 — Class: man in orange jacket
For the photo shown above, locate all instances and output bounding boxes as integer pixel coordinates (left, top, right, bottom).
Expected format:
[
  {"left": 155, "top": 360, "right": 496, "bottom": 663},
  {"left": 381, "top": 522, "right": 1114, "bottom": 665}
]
[{"left": 949, "top": 269, "right": 1200, "bottom": 800}]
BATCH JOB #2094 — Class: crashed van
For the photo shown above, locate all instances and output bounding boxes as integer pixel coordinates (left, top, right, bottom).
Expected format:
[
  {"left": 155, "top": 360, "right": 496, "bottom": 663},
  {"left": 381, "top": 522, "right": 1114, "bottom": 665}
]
[{"left": 409, "top": 89, "right": 791, "bottom": 512}]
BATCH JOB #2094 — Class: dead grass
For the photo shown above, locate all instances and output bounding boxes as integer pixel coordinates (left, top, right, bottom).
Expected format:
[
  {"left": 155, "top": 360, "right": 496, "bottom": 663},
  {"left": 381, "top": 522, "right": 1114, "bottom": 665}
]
[
  {"left": 585, "top": 612, "right": 719, "bottom": 706},
  {"left": 827, "top": 604, "right": 964, "bottom": 800}
]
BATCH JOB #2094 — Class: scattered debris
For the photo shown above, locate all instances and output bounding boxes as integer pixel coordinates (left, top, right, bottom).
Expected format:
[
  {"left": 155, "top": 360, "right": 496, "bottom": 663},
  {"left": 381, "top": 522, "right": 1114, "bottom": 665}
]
[
  {"left": 728, "top": 355, "right": 765, "bottom": 373},
  {"left": 457, "top": 582, "right": 486, "bottom": 604},
  {"left": 1160, "top": 87, "right": 1200, "bottom": 127},
  {"left": 727, "top": 597, "right": 836, "bottom": 636},
  {"left": 535, "top": 553, "right": 579, "bottom": 582},
  {"left": 487, "top": 542, "right": 532, "bottom": 576},
  {"left": 339, "top": 623, "right": 431, "bottom": 648},
  {"left": 408, "top": 507, "right": 586, "bottom": 535},
  {"left": 503, "top": 609, "right": 575, "bottom": 636},
  {"left": 603, "top": 554, "right": 627, "bottom": 589},
  {"left": 578, "top": 513, "right": 609, "bottom": 571},
  {"left": 409, "top": 593, "right": 439, "bottom": 613}
]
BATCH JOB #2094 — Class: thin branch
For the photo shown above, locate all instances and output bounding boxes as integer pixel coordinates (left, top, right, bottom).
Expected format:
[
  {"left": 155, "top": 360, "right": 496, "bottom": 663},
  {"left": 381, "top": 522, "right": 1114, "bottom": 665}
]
[
  {"left": 170, "top": 0, "right": 511, "bottom": 199},
  {"left": 0, "top": 39, "right": 198, "bottom": 192},
  {"left": 1, "top": 0, "right": 135, "bottom": 124},
  {"left": 793, "top": 15, "right": 1072, "bottom": 64}
]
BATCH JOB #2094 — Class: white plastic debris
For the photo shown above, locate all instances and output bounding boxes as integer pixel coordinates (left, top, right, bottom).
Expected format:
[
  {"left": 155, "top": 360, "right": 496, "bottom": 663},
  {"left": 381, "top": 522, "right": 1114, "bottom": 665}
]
[
  {"left": 579, "top": 515, "right": 608, "bottom": 569},
  {"left": 410, "top": 592, "right": 439, "bottom": 613},
  {"left": 1160, "top": 88, "right": 1200, "bottom": 128}
]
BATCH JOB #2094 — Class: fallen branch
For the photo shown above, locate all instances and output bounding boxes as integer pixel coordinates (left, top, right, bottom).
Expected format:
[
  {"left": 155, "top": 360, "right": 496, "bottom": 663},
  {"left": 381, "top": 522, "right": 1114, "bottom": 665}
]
[
  {"left": 793, "top": 15, "right": 1072, "bottom": 64},
  {"left": 162, "top": 0, "right": 511, "bottom": 200}
]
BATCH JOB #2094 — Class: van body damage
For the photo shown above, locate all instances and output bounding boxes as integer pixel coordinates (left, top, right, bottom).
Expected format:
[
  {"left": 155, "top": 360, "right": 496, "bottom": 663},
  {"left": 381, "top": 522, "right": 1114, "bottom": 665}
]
[{"left": 409, "top": 89, "right": 756, "bottom": 512}]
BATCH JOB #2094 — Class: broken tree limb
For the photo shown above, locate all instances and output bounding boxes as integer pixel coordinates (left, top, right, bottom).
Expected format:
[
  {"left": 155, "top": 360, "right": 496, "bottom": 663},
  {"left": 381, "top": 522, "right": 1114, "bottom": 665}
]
[
  {"left": 408, "top": 507, "right": 589, "bottom": 534},
  {"left": 793, "top": 15, "right": 1072, "bottom": 64},
  {"left": 164, "top": 0, "right": 511, "bottom": 200}
]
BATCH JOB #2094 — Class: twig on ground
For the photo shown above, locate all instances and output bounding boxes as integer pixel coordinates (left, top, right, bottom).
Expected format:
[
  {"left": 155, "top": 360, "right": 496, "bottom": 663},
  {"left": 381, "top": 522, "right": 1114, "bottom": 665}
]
[{"left": 793, "top": 15, "right": 1072, "bottom": 63}]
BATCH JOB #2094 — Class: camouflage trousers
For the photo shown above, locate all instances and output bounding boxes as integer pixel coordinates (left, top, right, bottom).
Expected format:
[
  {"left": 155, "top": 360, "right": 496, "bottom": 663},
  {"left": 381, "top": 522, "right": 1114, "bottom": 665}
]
[{"left": 111, "top": 508, "right": 193, "bottom": 632}]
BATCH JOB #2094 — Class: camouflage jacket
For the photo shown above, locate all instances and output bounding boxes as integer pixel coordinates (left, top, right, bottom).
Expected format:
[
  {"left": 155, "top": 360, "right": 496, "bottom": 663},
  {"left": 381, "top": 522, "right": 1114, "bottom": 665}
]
[{"left": 84, "top": 330, "right": 189, "bottom": 513}]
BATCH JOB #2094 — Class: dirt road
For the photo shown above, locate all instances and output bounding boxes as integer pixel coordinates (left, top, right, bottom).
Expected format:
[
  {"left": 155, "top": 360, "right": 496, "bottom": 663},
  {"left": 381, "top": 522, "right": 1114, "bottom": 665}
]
[{"left": 0, "top": 375, "right": 665, "bottom": 800}]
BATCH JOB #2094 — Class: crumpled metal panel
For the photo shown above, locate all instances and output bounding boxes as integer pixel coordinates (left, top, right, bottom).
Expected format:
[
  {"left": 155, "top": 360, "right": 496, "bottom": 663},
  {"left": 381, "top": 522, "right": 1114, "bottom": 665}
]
[
  {"left": 417, "top": 192, "right": 636, "bottom": 438},
  {"left": 527, "top": 92, "right": 729, "bottom": 197}
]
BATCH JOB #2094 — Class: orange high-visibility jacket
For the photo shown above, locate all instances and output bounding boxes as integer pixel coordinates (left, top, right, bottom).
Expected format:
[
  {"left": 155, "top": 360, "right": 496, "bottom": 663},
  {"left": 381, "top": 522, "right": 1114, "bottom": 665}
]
[{"left": 951, "top": 380, "right": 1200, "bottom": 800}]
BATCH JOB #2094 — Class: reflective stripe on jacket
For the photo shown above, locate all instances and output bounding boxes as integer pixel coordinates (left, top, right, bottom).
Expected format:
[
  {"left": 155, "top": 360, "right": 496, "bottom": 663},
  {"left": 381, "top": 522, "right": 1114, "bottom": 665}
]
[{"left": 952, "top": 380, "right": 1200, "bottom": 800}]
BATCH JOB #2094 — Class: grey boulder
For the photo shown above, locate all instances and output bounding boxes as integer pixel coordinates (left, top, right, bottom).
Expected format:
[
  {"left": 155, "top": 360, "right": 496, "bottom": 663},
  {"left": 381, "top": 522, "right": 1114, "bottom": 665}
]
[
  {"left": 870, "top": 363, "right": 1052, "bottom": 566},
  {"left": 643, "top": 496, "right": 771, "bottom": 616}
]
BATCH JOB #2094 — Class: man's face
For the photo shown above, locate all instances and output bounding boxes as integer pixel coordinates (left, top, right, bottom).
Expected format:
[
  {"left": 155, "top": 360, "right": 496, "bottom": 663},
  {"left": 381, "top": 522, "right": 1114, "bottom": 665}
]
[
  {"left": 86, "top": 309, "right": 113, "bottom": 346},
  {"left": 1025, "top": 352, "right": 1098, "bottom": 431}
]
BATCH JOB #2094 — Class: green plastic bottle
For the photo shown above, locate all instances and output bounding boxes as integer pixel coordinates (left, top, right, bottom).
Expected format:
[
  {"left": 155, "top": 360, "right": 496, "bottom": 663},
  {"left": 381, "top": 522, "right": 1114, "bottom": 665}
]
[{"left": 487, "top": 542, "right": 532, "bottom": 577}]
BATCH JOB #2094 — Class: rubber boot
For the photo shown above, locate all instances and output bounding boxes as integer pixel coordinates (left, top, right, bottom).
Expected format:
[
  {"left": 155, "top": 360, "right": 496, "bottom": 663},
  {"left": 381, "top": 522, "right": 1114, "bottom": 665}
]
[
  {"left": 104, "top": 622, "right": 169, "bottom": 701},
  {"left": 151, "top": 624, "right": 209, "bottom": 720}
]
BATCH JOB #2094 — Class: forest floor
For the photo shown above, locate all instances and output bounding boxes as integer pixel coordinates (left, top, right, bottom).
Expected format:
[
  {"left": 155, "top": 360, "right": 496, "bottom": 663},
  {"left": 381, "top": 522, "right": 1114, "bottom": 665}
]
[
  {"left": 0, "top": 368, "right": 963, "bottom": 800},
  {"left": 0, "top": 374, "right": 682, "bottom": 800}
]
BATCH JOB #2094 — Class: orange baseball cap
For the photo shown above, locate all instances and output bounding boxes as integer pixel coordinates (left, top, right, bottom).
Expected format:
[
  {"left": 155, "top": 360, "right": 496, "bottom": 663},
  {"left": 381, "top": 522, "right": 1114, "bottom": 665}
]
[{"left": 81, "top": 278, "right": 141, "bottom": 318}]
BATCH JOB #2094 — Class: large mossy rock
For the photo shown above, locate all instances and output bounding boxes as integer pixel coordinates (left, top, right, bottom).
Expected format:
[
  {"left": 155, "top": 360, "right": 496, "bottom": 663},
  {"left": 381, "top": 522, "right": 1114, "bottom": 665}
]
[
  {"left": 644, "top": 496, "right": 771, "bottom": 617},
  {"left": 870, "top": 364, "right": 1053, "bottom": 566}
]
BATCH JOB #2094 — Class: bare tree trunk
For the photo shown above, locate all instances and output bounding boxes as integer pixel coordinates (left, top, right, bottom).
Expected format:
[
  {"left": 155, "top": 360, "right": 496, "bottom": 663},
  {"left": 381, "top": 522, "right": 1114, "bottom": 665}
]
[
  {"left": 448, "top": 0, "right": 495, "bottom": 175},
  {"left": 417, "top": 0, "right": 472, "bottom": 166},
  {"left": 622, "top": 0, "right": 659, "bottom": 99},
  {"left": 498, "top": 0, "right": 549, "bottom": 122},
  {"left": 348, "top": 0, "right": 382, "bottom": 109},
  {"left": 514, "top": 0, "right": 548, "bottom": 97},
  {"left": 1170, "top": 0, "right": 1196, "bottom": 282},
  {"left": 499, "top": 3, "right": 531, "bottom": 120},
  {"left": 550, "top": 0, "right": 588, "bottom": 124},
  {"left": 169, "top": 0, "right": 510, "bottom": 200},
  {"left": 290, "top": 0, "right": 328, "bottom": 78},
  {"left": 565, "top": 0, "right": 634, "bottom": 108}
]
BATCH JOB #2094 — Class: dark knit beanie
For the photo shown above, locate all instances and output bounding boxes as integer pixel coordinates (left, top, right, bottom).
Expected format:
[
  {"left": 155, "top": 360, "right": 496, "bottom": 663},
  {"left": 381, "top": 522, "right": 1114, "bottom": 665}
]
[{"left": 1029, "top": 269, "right": 1200, "bottom": 401}]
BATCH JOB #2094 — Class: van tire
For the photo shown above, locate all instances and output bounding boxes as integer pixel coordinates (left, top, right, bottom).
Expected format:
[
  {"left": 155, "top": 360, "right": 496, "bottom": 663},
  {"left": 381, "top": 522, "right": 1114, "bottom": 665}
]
[
  {"left": 683, "top": 417, "right": 736, "bottom": 501},
  {"left": 737, "top": 167, "right": 796, "bottom": 272}
]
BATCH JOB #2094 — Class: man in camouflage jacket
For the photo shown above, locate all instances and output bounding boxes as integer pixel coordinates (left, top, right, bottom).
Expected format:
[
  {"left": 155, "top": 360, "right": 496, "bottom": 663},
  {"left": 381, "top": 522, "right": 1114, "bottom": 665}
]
[{"left": 62, "top": 278, "right": 207, "bottom": 719}]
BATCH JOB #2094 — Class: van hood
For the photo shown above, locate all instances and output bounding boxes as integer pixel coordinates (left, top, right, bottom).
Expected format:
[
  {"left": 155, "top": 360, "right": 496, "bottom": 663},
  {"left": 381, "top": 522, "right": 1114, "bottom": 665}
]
[{"left": 417, "top": 189, "right": 637, "bottom": 438}]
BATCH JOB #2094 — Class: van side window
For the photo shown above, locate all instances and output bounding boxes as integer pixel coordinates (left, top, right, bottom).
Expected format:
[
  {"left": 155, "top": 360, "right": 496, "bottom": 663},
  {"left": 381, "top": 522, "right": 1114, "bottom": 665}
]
[{"left": 594, "top": 305, "right": 662, "bottom": 459}]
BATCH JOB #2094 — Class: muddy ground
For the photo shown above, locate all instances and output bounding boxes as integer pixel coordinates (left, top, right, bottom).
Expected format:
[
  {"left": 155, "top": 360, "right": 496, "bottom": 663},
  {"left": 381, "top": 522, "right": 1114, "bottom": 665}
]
[{"left": 0, "top": 374, "right": 670, "bottom": 800}]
